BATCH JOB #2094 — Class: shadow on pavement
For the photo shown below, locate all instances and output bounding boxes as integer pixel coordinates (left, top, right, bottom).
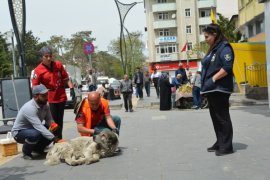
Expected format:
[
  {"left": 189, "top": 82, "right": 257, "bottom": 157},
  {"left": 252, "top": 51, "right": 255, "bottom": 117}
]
[{"left": 233, "top": 142, "right": 248, "bottom": 151}]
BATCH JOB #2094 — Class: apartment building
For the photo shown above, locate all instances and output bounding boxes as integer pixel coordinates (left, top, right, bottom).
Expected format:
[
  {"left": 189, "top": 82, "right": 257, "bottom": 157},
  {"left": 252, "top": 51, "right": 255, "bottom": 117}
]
[
  {"left": 238, "top": 0, "right": 265, "bottom": 42},
  {"left": 144, "top": 0, "right": 216, "bottom": 75}
]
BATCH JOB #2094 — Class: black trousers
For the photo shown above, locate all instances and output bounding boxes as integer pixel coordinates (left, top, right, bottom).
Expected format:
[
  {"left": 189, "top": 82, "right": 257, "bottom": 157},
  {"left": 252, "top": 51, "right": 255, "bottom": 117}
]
[
  {"left": 122, "top": 92, "right": 133, "bottom": 111},
  {"left": 153, "top": 78, "right": 160, "bottom": 98},
  {"left": 49, "top": 102, "right": 66, "bottom": 139},
  {"left": 207, "top": 92, "right": 233, "bottom": 151}
]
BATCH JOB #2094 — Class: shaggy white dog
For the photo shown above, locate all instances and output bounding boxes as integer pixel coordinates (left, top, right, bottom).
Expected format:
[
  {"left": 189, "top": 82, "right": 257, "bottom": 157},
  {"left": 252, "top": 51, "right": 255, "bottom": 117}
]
[{"left": 44, "top": 131, "right": 119, "bottom": 166}]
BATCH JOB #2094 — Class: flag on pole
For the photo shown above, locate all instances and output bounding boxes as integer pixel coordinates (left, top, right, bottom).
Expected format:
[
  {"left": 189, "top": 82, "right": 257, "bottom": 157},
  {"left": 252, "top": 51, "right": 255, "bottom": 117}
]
[
  {"left": 210, "top": 8, "right": 217, "bottom": 24},
  {"left": 180, "top": 43, "right": 187, "bottom": 52}
]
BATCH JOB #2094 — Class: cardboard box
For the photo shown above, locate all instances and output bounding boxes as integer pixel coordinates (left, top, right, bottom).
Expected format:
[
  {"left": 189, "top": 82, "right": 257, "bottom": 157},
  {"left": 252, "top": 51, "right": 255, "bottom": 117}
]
[{"left": 0, "top": 142, "right": 18, "bottom": 156}]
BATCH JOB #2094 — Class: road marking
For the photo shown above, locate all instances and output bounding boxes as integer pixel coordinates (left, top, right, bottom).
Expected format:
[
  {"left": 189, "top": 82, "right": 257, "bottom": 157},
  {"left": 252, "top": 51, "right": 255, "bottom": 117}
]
[{"left": 151, "top": 115, "right": 167, "bottom": 121}]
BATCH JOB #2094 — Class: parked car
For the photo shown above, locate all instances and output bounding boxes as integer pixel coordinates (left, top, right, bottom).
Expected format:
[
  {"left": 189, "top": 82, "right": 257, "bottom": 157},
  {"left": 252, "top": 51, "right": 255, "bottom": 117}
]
[
  {"left": 108, "top": 80, "right": 121, "bottom": 100},
  {"left": 97, "top": 76, "right": 109, "bottom": 89},
  {"left": 65, "top": 78, "right": 82, "bottom": 108},
  {"left": 81, "top": 80, "right": 89, "bottom": 92}
]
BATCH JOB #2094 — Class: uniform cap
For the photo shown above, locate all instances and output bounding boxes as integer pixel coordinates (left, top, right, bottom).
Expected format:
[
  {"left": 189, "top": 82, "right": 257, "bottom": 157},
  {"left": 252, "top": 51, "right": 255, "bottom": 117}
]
[{"left": 32, "top": 84, "right": 48, "bottom": 95}]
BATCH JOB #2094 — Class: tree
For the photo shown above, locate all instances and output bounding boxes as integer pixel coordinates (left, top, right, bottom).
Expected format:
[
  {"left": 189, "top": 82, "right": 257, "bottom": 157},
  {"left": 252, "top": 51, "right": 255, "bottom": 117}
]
[
  {"left": 24, "top": 31, "right": 46, "bottom": 76},
  {"left": 0, "top": 33, "right": 12, "bottom": 78},
  {"left": 217, "top": 13, "right": 241, "bottom": 43},
  {"left": 108, "top": 31, "right": 145, "bottom": 77}
]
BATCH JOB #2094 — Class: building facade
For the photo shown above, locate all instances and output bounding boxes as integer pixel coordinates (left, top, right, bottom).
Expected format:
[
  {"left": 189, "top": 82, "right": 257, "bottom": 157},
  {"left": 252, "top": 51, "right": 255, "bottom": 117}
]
[
  {"left": 144, "top": 0, "right": 216, "bottom": 75},
  {"left": 238, "top": 0, "right": 265, "bottom": 42}
]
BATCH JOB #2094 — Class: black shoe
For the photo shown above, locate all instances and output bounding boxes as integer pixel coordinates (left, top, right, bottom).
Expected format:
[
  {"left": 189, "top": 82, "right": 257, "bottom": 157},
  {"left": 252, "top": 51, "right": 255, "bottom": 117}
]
[
  {"left": 23, "top": 154, "right": 33, "bottom": 160},
  {"left": 125, "top": 110, "right": 128, "bottom": 112},
  {"left": 207, "top": 145, "right": 219, "bottom": 152},
  {"left": 130, "top": 109, "right": 134, "bottom": 112},
  {"left": 215, "top": 149, "right": 234, "bottom": 156}
]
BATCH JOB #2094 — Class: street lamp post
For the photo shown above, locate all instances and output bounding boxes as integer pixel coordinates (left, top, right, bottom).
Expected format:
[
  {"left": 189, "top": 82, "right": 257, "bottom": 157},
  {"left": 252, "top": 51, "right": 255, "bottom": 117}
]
[
  {"left": 8, "top": 0, "right": 26, "bottom": 77},
  {"left": 5, "top": 30, "right": 17, "bottom": 77}
]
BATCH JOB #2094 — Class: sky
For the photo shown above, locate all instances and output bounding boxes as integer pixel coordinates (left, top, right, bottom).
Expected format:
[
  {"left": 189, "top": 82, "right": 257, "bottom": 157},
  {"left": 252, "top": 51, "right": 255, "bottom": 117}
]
[
  {"left": 0, "top": 0, "right": 238, "bottom": 52},
  {"left": 0, "top": 0, "right": 146, "bottom": 51}
]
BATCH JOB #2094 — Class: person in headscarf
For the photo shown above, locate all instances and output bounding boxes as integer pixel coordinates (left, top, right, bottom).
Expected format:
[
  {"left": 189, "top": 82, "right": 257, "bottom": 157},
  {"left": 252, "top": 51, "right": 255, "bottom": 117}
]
[{"left": 159, "top": 72, "right": 174, "bottom": 111}]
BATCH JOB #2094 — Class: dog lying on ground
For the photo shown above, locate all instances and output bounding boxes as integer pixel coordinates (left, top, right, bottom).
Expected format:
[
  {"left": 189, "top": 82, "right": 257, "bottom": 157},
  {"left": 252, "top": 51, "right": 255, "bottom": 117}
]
[{"left": 44, "top": 130, "right": 119, "bottom": 166}]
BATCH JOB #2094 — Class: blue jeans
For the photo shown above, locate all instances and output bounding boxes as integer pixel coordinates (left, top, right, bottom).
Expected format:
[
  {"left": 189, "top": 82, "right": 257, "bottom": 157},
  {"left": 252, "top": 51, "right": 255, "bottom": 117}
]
[
  {"left": 192, "top": 86, "right": 201, "bottom": 107},
  {"left": 144, "top": 82, "right": 150, "bottom": 97},
  {"left": 14, "top": 129, "right": 53, "bottom": 155},
  {"left": 94, "top": 115, "right": 121, "bottom": 135}
]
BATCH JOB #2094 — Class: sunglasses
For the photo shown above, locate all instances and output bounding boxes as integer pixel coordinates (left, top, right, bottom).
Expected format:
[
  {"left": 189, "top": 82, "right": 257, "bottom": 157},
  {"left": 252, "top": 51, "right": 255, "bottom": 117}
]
[{"left": 44, "top": 54, "right": 52, "bottom": 58}]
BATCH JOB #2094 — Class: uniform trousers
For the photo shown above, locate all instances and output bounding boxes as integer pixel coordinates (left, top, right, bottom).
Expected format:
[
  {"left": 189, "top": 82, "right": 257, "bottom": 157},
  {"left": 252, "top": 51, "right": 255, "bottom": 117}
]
[
  {"left": 207, "top": 91, "right": 233, "bottom": 151},
  {"left": 49, "top": 102, "right": 66, "bottom": 139}
]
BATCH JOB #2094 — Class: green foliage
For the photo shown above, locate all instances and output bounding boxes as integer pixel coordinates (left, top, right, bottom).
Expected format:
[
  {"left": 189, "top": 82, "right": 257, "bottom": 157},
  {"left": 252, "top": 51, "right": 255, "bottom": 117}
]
[
  {"left": 24, "top": 31, "right": 45, "bottom": 76},
  {"left": 108, "top": 31, "right": 146, "bottom": 76},
  {"left": 217, "top": 13, "right": 241, "bottom": 43},
  {"left": 0, "top": 33, "right": 12, "bottom": 78}
]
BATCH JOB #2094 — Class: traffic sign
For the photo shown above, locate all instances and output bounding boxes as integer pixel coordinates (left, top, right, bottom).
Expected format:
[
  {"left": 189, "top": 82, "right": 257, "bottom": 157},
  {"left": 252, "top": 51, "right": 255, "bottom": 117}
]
[{"left": 83, "top": 42, "right": 94, "bottom": 54}]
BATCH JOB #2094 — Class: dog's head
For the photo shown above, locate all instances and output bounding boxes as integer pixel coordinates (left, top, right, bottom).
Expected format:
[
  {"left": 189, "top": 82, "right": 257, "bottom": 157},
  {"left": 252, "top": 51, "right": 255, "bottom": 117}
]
[{"left": 93, "top": 130, "right": 119, "bottom": 157}]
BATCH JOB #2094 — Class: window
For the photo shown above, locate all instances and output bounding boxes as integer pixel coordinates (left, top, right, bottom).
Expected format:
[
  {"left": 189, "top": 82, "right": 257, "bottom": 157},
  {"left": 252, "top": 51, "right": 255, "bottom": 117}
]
[
  {"left": 158, "top": 12, "right": 169, "bottom": 20},
  {"left": 255, "top": 21, "right": 263, "bottom": 34},
  {"left": 159, "top": 29, "right": 170, "bottom": 36},
  {"left": 187, "top": 42, "right": 192, "bottom": 51},
  {"left": 200, "top": 9, "right": 210, "bottom": 17},
  {"left": 248, "top": 24, "right": 254, "bottom": 37},
  {"left": 199, "top": 25, "right": 207, "bottom": 34},
  {"left": 185, "top": 9, "right": 191, "bottom": 17},
  {"left": 157, "top": 0, "right": 167, "bottom": 3},
  {"left": 156, "top": 44, "right": 178, "bottom": 54},
  {"left": 186, "top": 25, "right": 192, "bottom": 34}
]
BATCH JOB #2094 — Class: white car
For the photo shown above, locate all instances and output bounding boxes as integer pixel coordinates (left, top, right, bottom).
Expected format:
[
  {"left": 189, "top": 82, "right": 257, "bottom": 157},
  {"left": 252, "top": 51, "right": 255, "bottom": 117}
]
[{"left": 81, "top": 80, "right": 89, "bottom": 92}]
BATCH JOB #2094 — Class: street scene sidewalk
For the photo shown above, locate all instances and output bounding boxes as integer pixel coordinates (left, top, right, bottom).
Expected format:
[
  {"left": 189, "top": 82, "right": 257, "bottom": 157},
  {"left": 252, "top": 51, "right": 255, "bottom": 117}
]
[{"left": 0, "top": 87, "right": 270, "bottom": 180}]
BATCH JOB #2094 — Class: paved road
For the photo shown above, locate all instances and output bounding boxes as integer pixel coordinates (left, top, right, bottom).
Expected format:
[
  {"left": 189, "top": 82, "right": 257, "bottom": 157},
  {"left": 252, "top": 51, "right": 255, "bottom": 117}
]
[{"left": 1, "top": 104, "right": 270, "bottom": 180}]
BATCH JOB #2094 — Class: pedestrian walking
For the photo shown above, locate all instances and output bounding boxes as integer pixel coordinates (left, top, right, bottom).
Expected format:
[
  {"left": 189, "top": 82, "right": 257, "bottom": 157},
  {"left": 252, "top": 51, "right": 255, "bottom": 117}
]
[
  {"left": 133, "top": 67, "right": 144, "bottom": 99},
  {"left": 86, "top": 69, "right": 97, "bottom": 92},
  {"left": 120, "top": 74, "right": 134, "bottom": 112},
  {"left": 151, "top": 67, "right": 161, "bottom": 98},
  {"left": 191, "top": 71, "right": 201, "bottom": 109},
  {"left": 201, "top": 23, "right": 234, "bottom": 156},
  {"left": 144, "top": 71, "right": 151, "bottom": 97},
  {"left": 32, "top": 46, "right": 74, "bottom": 139}
]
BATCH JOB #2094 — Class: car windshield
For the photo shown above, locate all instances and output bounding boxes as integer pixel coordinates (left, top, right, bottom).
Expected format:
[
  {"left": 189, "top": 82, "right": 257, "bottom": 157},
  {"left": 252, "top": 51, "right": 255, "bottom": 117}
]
[{"left": 97, "top": 79, "right": 109, "bottom": 84}]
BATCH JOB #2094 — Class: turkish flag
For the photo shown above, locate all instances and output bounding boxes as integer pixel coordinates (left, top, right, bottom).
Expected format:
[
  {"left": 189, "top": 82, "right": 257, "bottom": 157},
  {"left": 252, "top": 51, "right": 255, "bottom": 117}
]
[{"left": 180, "top": 43, "right": 187, "bottom": 52}]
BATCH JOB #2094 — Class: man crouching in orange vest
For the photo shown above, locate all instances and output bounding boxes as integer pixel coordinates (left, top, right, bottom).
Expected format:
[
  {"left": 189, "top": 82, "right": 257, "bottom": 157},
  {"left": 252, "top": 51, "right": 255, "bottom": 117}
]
[{"left": 75, "top": 91, "right": 121, "bottom": 139}]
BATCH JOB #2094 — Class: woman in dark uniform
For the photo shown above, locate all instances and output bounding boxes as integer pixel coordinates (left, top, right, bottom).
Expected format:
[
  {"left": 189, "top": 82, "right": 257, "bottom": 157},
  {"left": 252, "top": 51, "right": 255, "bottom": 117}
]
[{"left": 201, "top": 23, "right": 235, "bottom": 156}]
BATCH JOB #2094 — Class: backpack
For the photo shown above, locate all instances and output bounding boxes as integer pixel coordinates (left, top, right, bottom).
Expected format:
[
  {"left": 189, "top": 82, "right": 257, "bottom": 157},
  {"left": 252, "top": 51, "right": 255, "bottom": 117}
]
[{"left": 73, "top": 97, "right": 87, "bottom": 116}]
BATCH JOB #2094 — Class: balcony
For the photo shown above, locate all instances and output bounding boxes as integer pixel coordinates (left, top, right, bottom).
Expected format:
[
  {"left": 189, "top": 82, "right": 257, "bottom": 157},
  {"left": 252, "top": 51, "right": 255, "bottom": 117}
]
[
  {"left": 155, "top": 36, "right": 177, "bottom": 45},
  {"left": 153, "top": 20, "right": 177, "bottom": 29},
  {"left": 198, "top": 17, "right": 212, "bottom": 25},
  {"left": 197, "top": 0, "right": 216, "bottom": 9},
  {"left": 152, "top": 3, "right": 177, "bottom": 12}
]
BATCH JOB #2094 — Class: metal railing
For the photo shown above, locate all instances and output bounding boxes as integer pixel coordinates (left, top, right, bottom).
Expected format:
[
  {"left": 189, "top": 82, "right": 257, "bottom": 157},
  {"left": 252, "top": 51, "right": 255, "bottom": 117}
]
[{"left": 244, "top": 63, "right": 268, "bottom": 87}]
